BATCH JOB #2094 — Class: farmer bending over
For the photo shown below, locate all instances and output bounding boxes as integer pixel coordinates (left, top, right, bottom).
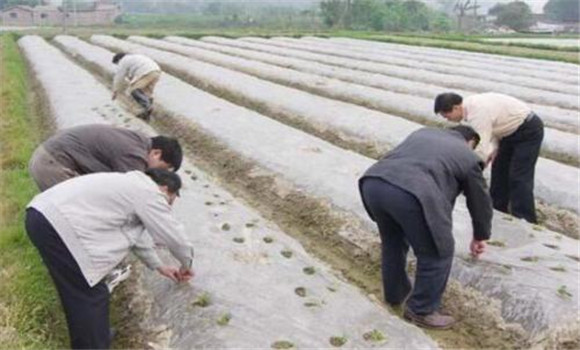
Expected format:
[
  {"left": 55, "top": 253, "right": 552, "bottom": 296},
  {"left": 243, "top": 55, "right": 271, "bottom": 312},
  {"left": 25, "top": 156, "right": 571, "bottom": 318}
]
[
  {"left": 29, "top": 124, "right": 182, "bottom": 192},
  {"left": 25, "top": 169, "right": 194, "bottom": 349},
  {"left": 434, "top": 92, "right": 544, "bottom": 224},
  {"left": 112, "top": 52, "right": 162, "bottom": 121},
  {"left": 359, "top": 126, "right": 493, "bottom": 330}
]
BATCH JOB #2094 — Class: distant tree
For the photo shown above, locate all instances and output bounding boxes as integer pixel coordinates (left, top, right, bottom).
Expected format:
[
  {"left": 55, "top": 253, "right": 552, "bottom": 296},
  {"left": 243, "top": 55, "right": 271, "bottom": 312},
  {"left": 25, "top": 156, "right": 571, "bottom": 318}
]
[
  {"left": 489, "top": 1, "right": 534, "bottom": 31},
  {"left": 454, "top": 0, "right": 480, "bottom": 31},
  {"left": 351, "top": 0, "right": 384, "bottom": 30},
  {"left": 544, "top": 0, "right": 579, "bottom": 22},
  {"left": 0, "top": 0, "right": 40, "bottom": 10},
  {"left": 320, "top": 0, "right": 345, "bottom": 27},
  {"left": 203, "top": 2, "right": 223, "bottom": 16},
  {"left": 430, "top": 12, "right": 453, "bottom": 32}
]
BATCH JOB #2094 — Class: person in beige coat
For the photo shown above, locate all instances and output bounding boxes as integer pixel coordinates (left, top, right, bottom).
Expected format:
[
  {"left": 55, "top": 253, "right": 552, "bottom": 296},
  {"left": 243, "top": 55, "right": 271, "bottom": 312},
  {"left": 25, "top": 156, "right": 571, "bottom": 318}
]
[
  {"left": 112, "top": 52, "right": 162, "bottom": 121},
  {"left": 434, "top": 92, "right": 544, "bottom": 223}
]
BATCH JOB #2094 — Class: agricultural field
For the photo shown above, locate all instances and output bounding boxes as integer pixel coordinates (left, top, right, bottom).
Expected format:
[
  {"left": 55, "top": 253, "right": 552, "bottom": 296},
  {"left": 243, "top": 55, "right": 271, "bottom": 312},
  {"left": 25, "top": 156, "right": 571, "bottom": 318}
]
[
  {"left": 2, "top": 31, "right": 579, "bottom": 349},
  {"left": 484, "top": 37, "right": 580, "bottom": 49}
]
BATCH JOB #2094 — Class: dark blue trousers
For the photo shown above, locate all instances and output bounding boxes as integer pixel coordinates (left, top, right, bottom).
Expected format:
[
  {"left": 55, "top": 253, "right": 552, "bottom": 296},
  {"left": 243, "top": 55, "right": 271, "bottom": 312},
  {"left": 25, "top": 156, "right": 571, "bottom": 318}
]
[
  {"left": 360, "top": 178, "right": 453, "bottom": 315},
  {"left": 25, "top": 208, "right": 111, "bottom": 349},
  {"left": 491, "top": 114, "right": 544, "bottom": 224}
]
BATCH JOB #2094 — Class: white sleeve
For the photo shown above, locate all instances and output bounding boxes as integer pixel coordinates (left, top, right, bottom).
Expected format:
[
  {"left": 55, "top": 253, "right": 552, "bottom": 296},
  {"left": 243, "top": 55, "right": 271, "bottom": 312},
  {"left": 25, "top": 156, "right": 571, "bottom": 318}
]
[{"left": 134, "top": 193, "right": 194, "bottom": 269}]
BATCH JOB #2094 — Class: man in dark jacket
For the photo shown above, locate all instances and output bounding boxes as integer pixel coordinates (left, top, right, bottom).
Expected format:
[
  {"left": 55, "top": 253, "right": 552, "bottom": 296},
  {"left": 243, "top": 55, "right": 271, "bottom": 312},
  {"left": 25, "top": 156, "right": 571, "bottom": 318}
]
[
  {"left": 29, "top": 124, "right": 183, "bottom": 191},
  {"left": 359, "top": 126, "right": 493, "bottom": 329}
]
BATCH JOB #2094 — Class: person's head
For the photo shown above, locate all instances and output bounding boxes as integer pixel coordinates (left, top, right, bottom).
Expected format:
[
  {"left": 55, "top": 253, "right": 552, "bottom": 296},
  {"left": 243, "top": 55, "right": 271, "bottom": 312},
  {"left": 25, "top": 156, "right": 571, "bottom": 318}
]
[
  {"left": 449, "top": 125, "right": 480, "bottom": 150},
  {"left": 145, "top": 168, "right": 182, "bottom": 205},
  {"left": 147, "top": 136, "right": 183, "bottom": 172},
  {"left": 434, "top": 92, "right": 464, "bottom": 123},
  {"left": 112, "top": 52, "right": 127, "bottom": 65}
]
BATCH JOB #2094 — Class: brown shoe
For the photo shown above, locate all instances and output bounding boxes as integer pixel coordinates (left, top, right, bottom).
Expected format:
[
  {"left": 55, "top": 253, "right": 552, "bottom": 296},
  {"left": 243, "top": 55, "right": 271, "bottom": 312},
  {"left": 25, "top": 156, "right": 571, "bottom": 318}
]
[{"left": 404, "top": 308, "right": 456, "bottom": 330}]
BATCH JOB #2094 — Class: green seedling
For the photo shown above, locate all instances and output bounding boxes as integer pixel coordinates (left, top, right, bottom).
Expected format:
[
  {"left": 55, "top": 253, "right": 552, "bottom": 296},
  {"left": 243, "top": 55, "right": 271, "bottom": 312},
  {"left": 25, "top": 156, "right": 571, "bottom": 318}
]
[
  {"left": 192, "top": 293, "right": 211, "bottom": 308},
  {"left": 221, "top": 223, "right": 231, "bottom": 231},
  {"left": 329, "top": 336, "right": 347, "bottom": 347},
  {"left": 487, "top": 240, "right": 506, "bottom": 247},
  {"left": 363, "top": 329, "right": 386, "bottom": 343},
  {"left": 550, "top": 265, "right": 566, "bottom": 272},
  {"left": 520, "top": 256, "right": 540, "bottom": 262},
  {"left": 304, "top": 301, "right": 320, "bottom": 308},
  {"left": 281, "top": 250, "right": 293, "bottom": 258},
  {"left": 543, "top": 243, "right": 560, "bottom": 250},
  {"left": 205, "top": 201, "right": 213, "bottom": 206},
  {"left": 216, "top": 313, "right": 231, "bottom": 326},
  {"left": 557, "top": 285, "right": 573, "bottom": 299},
  {"left": 263, "top": 236, "right": 274, "bottom": 244},
  {"left": 294, "top": 287, "right": 306, "bottom": 297},
  {"left": 233, "top": 237, "right": 245, "bottom": 244},
  {"left": 303, "top": 267, "right": 316, "bottom": 275},
  {"left": 271, "top": 340, "right": 294, "bottom": 349}
]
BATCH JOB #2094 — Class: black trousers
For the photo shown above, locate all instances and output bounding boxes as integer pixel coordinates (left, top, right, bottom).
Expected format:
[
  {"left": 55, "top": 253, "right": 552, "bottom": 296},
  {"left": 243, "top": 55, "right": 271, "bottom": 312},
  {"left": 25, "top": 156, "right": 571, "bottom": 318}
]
[
  {"left": 25, "top": 208, "right": 111, "bottom": 349},
  {"left": 360, "top": 178, "right": 453, "bottom": 315},
  {"left": 490, "top": 114, "right": 544, "bottom": 224}
]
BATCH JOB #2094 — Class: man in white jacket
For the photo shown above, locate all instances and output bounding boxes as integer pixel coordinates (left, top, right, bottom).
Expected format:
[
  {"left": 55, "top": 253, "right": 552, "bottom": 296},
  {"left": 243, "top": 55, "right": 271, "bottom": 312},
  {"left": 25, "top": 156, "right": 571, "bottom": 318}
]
[
  {"left": 25, "top": 169, "right": 194, "bottom": 349},
  {"left": 112, "top": 52, "right": 162, "bottom": 121}
]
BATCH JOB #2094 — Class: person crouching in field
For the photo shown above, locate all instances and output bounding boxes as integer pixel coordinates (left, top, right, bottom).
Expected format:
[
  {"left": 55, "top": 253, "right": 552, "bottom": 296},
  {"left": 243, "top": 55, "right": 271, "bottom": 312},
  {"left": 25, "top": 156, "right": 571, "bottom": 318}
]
[
  {"left": 111, "top": 52, "right": 162, "bottom": 121},
  {"left": 25, "top": 169, "right": 194, "bottom": 349},
  {"left": 29, "top": 124, "right": 182, "bottom": 192},
  {"left": 359, "top": 126, "right": 493, "bottom": 330}
]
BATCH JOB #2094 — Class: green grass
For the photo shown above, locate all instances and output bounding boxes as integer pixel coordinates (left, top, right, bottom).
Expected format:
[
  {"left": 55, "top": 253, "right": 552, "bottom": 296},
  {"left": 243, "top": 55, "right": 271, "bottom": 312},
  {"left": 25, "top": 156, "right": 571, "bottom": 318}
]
[{"left": 0, "top": 33, "right": 67, "bottom": 349}]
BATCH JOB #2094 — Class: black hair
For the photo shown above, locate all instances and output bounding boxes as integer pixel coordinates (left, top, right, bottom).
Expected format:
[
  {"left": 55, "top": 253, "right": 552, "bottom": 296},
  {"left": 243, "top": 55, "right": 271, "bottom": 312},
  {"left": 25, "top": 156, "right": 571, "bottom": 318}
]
[
  {"left": 145, "top": 168, "right": 182, "bottom": 195},
  {"left": 434, "top": 92, "right": 463, "bottom": 114},
  {"left": 449, "top": 125, "right": 481, "bottom": 148},
  {"left": 151, "top": 136, "right": 183, "bottom": 171},
  {"left": 112, "top": 52, "right": 127, "bottom": 64}
]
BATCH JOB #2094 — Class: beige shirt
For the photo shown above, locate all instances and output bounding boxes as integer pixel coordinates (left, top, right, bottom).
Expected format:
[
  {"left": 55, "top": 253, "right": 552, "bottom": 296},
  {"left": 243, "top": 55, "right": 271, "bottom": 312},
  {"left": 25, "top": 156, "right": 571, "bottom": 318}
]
[
  {"left": 463, "top": 93, "right": 531, "bottom": 162},
  {"left": 113, "top": 54, "right": 161, "bottom": 93}
]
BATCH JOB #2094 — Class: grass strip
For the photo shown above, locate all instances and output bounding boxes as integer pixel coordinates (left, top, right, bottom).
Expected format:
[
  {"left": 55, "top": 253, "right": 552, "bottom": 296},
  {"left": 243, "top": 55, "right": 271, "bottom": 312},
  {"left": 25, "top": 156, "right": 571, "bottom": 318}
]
[{"left": 0, "top": 33, "right": 67, "bottom": 349}]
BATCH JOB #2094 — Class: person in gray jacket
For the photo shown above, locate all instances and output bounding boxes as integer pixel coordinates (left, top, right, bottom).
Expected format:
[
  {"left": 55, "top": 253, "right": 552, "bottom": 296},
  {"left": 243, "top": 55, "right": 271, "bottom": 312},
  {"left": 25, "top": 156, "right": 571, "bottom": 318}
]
[
  {"left": 359, "top": 126, "right": 493, "bottom": 330},
  {"left": 25, "top": 169, "right": 194, "bottom": 349},
  {"left": 29, "top": 124, "right": 182, "bottom": 192}
]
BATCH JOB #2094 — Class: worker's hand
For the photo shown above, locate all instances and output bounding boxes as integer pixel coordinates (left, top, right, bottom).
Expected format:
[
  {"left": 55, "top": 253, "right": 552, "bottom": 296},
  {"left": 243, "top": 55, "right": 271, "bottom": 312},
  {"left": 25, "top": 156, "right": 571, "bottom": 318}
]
[
  {"left": 178, "top": 267, "right": 194, "bottom": 283},
  {"left": 111, "top": 92, "right": 118, "bottom": 101},
  {"left": 156, "top": 266, "right": 180, "bottom": 283},
  {"left": 470, "top": 239, "right": 486, "bottom": 258}
]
